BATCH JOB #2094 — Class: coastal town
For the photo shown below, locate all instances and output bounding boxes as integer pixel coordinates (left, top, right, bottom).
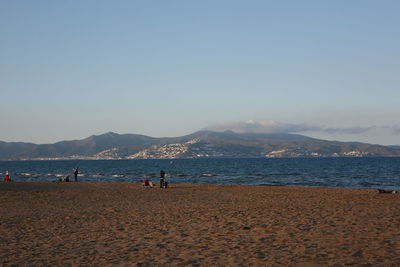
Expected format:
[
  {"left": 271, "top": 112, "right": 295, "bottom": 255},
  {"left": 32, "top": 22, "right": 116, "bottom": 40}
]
[{"left": 24, "top": 139, "right": 374, "bottom": 160}]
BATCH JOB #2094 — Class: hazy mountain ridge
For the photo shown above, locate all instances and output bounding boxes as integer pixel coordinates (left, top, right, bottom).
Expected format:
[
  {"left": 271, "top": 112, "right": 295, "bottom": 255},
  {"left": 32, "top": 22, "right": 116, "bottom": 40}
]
[{"left": 1, "top": 131, "right": 399, "bottom": 160}]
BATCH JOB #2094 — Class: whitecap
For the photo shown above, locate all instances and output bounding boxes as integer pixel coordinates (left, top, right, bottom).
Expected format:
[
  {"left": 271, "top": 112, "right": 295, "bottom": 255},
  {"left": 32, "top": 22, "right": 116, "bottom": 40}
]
[{"left": 200, "top": 173, "right": 216, "bottom": 177}]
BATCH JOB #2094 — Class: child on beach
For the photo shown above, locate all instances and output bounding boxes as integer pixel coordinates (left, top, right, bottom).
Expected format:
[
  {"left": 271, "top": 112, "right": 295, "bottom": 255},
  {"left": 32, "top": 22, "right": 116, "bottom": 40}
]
[
  {"left": 3, "top": 171, "right": 11, "bottom": 182},
  {"left": 142, "top": 179, "right": 153, "bottom": 187}
]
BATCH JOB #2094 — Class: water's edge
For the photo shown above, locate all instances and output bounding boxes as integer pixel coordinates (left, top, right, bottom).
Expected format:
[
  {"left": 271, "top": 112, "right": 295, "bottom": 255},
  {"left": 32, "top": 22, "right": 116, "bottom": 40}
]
[{"left": 1, "top": 158, "right": 399, "bottom": 190}]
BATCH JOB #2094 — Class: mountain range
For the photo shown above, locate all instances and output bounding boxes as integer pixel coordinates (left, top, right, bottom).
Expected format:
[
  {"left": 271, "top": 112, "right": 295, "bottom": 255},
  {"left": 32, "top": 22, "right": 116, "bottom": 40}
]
[{"left": 1, "top": 131, "right": 400, "bottom": 160}]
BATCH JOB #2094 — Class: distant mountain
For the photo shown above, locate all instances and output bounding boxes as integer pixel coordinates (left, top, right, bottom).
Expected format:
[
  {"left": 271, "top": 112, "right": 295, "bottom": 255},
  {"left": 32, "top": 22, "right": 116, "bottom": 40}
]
[
  {"left": 0, "top": 131, "right": 400, "bottom": 160},
  {"left": 0, "top": 141, "right": 37, "bottom": 159},
  {"left": 2, "top": 132, "right": 164, "bottom": 160}
]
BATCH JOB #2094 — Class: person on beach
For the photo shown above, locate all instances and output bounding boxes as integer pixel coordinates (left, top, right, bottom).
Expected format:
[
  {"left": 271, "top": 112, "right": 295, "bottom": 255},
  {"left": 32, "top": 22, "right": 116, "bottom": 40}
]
[
  {"left": 163, "top": 175, "right": 168, "bottom": 188},
  {"left": 58, "top": 175, "right": 70, "bottom": 182},
  {"left": 73, "top": 167, "right": 79, "bottom": 182},
  {"left": 142, "top": 179, "right": 153, "bottom": 187},
  {"left": 160, "top": 170, "right": 165, "bottom": 188},
  {"left": 3, "top": 171, "right": 11, "bottom": 182}
]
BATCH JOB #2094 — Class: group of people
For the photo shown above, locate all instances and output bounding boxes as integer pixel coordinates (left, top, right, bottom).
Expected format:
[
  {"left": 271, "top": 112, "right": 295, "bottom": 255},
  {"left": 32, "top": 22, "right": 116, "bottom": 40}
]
[
  {"left": 4, "top": 168, "right": 170, "bottom": 186},
  {"left": 2, "top": 168, "right": 79, "bottom": 183},
  {"left": 59, "top": 168, "right": 79, "bottom": 182},
  {"left": 142, "top": 170, "right": 169, "bottom": 188}
]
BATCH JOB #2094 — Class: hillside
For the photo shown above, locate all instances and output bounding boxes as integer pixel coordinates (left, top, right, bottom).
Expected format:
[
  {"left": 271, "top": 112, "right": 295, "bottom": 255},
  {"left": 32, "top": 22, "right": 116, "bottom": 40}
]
[{"left": 0, "top": 131, "right": 399, "bottom": 160}]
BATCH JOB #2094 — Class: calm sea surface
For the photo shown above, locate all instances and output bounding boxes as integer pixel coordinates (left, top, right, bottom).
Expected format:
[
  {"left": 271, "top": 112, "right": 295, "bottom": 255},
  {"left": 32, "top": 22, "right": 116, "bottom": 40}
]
[{"left": 1, "top": 158, "right": 400, "bottom": 190}]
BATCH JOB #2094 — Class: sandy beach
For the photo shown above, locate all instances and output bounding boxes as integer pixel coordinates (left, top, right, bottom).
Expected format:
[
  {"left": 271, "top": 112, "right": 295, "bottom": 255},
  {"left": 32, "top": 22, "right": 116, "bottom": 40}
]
[{"left": 0, "top": 182, "right": 399, "bottom": 266}]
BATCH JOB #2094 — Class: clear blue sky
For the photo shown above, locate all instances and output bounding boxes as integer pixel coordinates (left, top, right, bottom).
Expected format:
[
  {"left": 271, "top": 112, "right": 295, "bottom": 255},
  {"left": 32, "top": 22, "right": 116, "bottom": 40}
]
[{"left": 1, "top": 1, "right": 399, "bottom": 145}]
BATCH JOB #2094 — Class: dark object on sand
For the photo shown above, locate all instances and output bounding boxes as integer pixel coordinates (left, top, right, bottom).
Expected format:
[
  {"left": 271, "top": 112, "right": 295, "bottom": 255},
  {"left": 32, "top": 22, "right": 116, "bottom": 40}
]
[
  {"left": 59, "top": 175, "right": 70, "bottom": 182},
  {"left": 378, "top": 189, "right": 398, "bottom": 194}
]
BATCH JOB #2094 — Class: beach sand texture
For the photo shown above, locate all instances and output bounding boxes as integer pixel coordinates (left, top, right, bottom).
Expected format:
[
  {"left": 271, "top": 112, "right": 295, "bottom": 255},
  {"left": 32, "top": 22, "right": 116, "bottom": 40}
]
[{"left": 0, "top": 182, "right": 399, "bottom": 266}]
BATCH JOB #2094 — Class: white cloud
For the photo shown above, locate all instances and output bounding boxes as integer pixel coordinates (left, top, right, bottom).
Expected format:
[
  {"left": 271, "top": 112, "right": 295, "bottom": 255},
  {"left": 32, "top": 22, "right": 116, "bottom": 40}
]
[
  {"left": 206, "top": 120, "right": 318, "bottom": 134},
  {"left": 206, "top": 120, "right": 400, "bottom": 136},
  {"left": 382, "top": 125, "right": 400, "bottom": 135}
]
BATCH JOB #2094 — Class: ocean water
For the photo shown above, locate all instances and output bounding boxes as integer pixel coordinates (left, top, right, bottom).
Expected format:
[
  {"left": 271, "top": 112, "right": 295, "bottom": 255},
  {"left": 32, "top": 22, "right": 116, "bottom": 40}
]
[{"left": 1, "top": 158, "right": 400, "bottom": 190}]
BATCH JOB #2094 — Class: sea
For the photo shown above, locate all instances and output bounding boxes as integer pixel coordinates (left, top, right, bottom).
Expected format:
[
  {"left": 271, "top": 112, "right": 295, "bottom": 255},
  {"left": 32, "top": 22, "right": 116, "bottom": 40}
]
[{"left": 1, "top": 157, "right": 400, "bottom": 190}]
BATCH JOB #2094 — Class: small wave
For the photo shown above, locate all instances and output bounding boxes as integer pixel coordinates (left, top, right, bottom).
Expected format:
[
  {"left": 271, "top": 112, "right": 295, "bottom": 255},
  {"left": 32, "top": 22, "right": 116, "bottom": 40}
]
[
  {"left": 91, "top": 174, "right": 105, "bottom": 177},
  {"left": 358, "top": 182, "right": 383, "bottom": 188},
  {"left": 19, "top": 173, "right": 33, "bottom": 176},
  {"left": 259, "top": 183, "right": 284, "bottom": 186},
  {"left": 269, "top": 173, "right": 302, "bottom": 176},
  {"left": 112, "top": 174, "right": 124, "bottom": 178},
  {"left": 200, "top": 173, "right": 216, "bottom": 177}
]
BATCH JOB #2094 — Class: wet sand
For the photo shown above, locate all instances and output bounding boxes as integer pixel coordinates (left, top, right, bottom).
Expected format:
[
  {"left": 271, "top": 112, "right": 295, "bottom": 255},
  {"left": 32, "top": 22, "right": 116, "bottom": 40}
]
[{"left": 0, "top": 182, "right": 399, "bottom": 266}]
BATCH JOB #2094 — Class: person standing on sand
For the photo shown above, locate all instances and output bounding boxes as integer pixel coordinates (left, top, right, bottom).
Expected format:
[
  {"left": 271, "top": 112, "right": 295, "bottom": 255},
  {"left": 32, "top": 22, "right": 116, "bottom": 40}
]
[
  {"left": 73, "top": 167, "right": 79, "bottom": 182},
  {"left": 160, "top": 170, "right": 165, "bottom": 188},
  {"left": 163, "top": 175, "right": 168, "bottom": 188}
]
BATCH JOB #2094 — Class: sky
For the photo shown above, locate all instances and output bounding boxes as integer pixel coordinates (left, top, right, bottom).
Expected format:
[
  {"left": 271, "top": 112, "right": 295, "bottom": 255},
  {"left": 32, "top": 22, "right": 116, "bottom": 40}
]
[{"left": 1, "top": 1, "right": 399, "bottom": 145}]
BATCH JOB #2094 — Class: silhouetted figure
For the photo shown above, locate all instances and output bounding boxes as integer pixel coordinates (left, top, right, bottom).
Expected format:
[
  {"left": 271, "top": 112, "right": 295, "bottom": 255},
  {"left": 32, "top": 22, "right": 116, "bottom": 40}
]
[
  {"left": 74, "top": 167, "right": 79, "bottom": 182},
  {"left": 160, "top": 170, "right": 165, "bottom": 188},
  {"left": 163, "top": 175, "right": 168, "bottom": 188}
]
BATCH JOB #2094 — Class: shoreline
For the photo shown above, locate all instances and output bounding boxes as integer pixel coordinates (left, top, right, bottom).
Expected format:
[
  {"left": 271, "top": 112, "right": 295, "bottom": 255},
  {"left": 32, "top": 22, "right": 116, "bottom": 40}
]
[
  {"left": 1, "top": 182, "right": 399, "bottom": 266},
  {"left": 1, "top": 180, "right": 398, "bottom": 191},
  {"left": 2, "top": 155, "right": 400, "bottom": 161}
]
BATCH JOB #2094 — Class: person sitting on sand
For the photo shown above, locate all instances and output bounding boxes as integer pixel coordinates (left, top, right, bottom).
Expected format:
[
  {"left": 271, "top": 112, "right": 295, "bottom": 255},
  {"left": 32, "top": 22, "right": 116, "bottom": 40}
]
[
  {"left": 58, "top": 175, "right": 70, "bottom": 182},
  {"left": 142, "top": 179, "right": 153, "bottom": 187},
  {"left": 3, "top": 171, "right": 11, "bottom": 182}
]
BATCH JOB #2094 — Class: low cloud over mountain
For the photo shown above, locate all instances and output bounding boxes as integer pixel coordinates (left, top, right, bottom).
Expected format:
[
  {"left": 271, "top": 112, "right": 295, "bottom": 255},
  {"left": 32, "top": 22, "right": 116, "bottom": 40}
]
[
  {"left": 206, "top": 120, "right": 400, "bottom": 136},
  {"left": 206, "top": 120, "right": 316, "bottom": 134}
]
